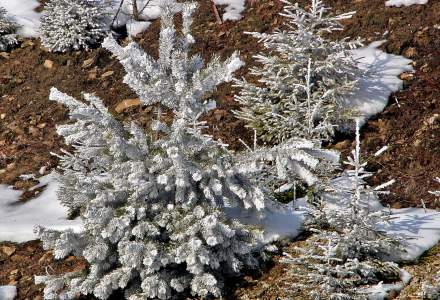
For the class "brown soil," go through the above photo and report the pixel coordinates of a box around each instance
[0,241,87,300]
[323,0,440,210]
[1,0,439,299]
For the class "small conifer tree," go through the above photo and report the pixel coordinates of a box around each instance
[35,3,273,299]
[234,0,365,144]
[281,120,405,298]
[0,7,20,51]
[40,0,109,52]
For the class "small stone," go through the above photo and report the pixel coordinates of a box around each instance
[391,202,402,209]
[399,72,414,81]
[115,98,141,113]
[43,60,54,69]
[37,123,47,129]
[10,269,20,277]
[0,113,6,119]
[88,69,98,80]
[334,139,351,151]
[65,255,77,262]
[0,52,10,59]
[38,251,53,265]
[101,70,114,78]
[1,245,16,256]
[403,47,417,58]
[21,40,34,48]
[82,58,95,68]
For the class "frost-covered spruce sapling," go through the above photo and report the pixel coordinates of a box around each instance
[40,0,109,52]
[36,3,273,300]
[234,0,366,144]
[317,119,402,260]
[280,120,406,299]
[0,7,20,51]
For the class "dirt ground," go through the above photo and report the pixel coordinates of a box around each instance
[0,0,439,299]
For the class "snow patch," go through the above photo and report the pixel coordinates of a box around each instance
[2,0,41,37]
[126,20,151,37]
[385,0,428,7]
[383,208,440,261]
[345,41,413,127]
[213,0,246,21]
[0,172,82,243]
[0,285,17,300]
[225,198,308,243]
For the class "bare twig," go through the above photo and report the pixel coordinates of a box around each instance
[111,0,126,28]
[132,0,140,21]
[210,0,223,24]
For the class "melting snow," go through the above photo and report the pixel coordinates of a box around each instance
[345,41,413,128]
[2,0,41,37]
[126,20,152,38]
[213,0,246,21]
[0,286,17,300]
[385,0,428,7]
[225,198,307,244]
[0,172,82,243]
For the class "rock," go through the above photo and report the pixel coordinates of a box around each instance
[37,123,47,129]
[391,202,402,209]
[101,70,114,78]
[38,251,53,265]
[9,269,21,280]
[82,57,95,68]
[1,245,16,256]
[88,67,98,80]
[0,52,10,59]
[21,40,34,48]
[334,139,351,151]
[0,113,6,119]
[43,60,54,69]
[115,98,142,113]
[403,47,417,58]
[399,72,414,81]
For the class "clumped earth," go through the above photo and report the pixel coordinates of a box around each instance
[0,0,439,299]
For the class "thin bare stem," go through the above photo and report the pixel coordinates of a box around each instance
[210,0,223,24]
